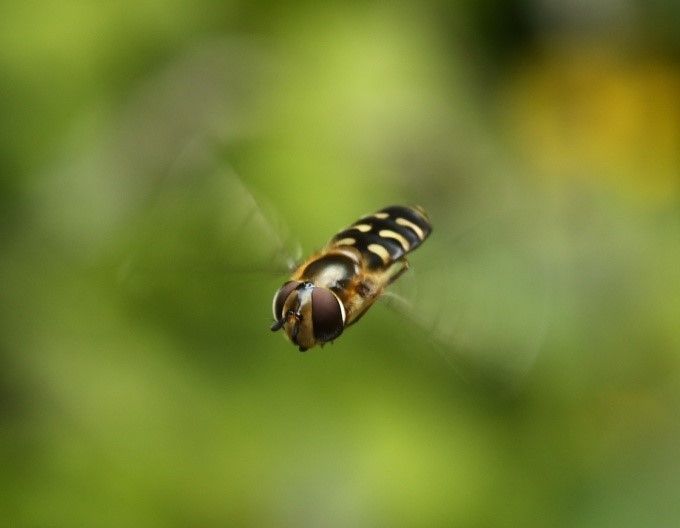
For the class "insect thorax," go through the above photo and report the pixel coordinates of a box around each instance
[296,251,360,290]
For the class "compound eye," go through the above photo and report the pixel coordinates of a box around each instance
[311,288,345,342]
[272,281,301,321]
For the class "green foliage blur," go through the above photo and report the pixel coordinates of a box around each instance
[1,1,679,526]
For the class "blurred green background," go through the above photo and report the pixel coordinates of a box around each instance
[1,1,679,527]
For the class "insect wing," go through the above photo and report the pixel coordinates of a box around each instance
[387,208,553,382]
[102,40,301,340]
[121,160,298,281]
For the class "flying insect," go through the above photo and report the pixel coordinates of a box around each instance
[271,205,432,351]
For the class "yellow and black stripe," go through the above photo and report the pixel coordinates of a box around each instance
[330,205,432,269]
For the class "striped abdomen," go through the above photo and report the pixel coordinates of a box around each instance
[330,205,432,269]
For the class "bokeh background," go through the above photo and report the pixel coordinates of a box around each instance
[2,1,679,526]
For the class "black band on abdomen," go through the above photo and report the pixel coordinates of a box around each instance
[330,205,432,269]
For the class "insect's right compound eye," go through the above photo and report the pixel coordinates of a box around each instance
[310,287,345,343]
[272,281,302,322]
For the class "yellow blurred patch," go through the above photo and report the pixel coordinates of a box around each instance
[503,42,680,206]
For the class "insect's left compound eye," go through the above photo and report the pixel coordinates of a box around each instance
[311,287,346,343]
[272,281,301,322]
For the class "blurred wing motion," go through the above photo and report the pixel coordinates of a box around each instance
[119,155,298,282]
[385,208,553,383]
[104,39,303,332]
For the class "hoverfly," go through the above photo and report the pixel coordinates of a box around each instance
[122,159,550,377]
[112,41,551,377]
[270,206,432,351]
